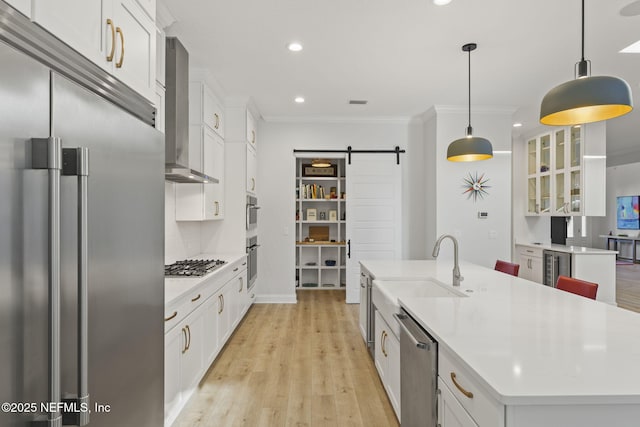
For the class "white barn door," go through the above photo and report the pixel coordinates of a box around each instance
[345,154,402,303]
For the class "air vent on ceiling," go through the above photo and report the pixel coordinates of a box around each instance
[349,100,368,105]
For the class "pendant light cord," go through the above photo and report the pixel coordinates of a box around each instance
[581,0,585,62]
[468,47,471,129]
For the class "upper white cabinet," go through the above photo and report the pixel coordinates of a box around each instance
[175,127,225,221]
[189,81,225,138]
[32,0,106,67]
[32,0,156,102]
[246,146,257,195]
[246,110,257,149]
[5,0,31,18]
[525,122,605,216]
[176,76,226,221]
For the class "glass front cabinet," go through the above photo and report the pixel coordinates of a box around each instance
[525,122,605,217]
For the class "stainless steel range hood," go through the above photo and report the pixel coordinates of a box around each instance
[165,37,217,184]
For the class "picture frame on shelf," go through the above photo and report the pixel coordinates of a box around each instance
[302,164,337,177]
[329,210,337,221]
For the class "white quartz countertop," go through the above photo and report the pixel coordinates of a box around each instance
[365,259,640,405]
[165,253,246,306]
[515,242,617,255]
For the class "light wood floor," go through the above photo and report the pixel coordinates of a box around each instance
[616,263,640,313]
[174,290,399,427]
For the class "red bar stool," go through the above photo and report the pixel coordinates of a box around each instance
[556,275,598,300]
[494,260,520,277]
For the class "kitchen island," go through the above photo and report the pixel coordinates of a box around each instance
[362,259,640,427]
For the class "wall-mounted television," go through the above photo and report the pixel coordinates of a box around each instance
[617,196,640,230]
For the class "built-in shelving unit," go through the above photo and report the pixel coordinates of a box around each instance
[295,157,346,290]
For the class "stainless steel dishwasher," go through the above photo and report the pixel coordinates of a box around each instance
[394,309,438,427]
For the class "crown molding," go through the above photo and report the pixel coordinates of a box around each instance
[261,115,420,124]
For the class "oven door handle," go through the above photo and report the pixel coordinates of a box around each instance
[248,205,261,210]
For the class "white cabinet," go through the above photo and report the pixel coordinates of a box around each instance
[359,271,369,341]
[165,258,249,426]
[154,81,165,133]
[175,127,225,221]
[164,320,183,418]
[110,0,156,101]
[438,349,504,427]
[179,305,205,392]
[32,0,156,102]
[5,0,31,17]
[246,144,257,195]
[189,80,225,139]
[246,109,257,149]
[374,310,401,420]
[525,122,605,216]
[216,280,234,347]
[32,0,106,67]
[439,378,478,427]
[517,245,543,284]
[202,294,219,367]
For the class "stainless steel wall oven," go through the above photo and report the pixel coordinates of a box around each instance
[246,236,259,289]
[246,195,260,230]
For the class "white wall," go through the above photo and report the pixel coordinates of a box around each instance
[257,119,425,301]
[164,182,202,263]
[425,106,514,267]
[592,162,640,254]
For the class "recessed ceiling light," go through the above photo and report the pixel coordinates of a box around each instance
[287,42,303,52]
[620,39,640,53]
[294,96,305,103]
[433,0,452,5]
[513,123,523,128]
[348,100,368,105]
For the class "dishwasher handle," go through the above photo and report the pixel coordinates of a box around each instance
[393,313,429,350]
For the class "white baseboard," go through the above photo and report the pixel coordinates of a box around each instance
[254,294,297,304]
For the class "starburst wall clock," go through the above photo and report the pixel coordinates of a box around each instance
[462,172,490,202]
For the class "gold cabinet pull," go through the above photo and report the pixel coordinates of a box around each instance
[251,129,255,144]
[218,295,223,314]
[185,325,191,351]
[450,372,474,399]
[214,113,220,129]
[191,294,201,302]
[251,178,255,191]
[214,201,219,216]
[181,327,188,354]
[222,295,225,312]
[164,311,177,322]
[106,19,116,61]
[115,27,124,68]
[238,277,243,293]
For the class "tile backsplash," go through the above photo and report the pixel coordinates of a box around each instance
[164,182,201,264]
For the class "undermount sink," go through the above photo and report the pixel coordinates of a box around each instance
[372,279,466,338]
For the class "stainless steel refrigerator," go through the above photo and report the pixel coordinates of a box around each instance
[0,4,164,427]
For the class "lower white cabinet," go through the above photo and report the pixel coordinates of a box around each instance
[358,271,369,342]
[517,246,543,283]
[164,258,250,426]
[179,305,205,392]
[438,349,504,427]
[374,310,401,420]
[439,378,478,427]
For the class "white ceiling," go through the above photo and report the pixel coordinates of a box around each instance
[161,0,640,158]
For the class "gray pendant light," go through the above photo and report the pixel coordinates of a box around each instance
[447,43,493,162]
[540,0,633,125]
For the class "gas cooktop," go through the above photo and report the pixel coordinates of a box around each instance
[164,259,226,278]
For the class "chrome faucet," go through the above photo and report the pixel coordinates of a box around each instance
[432,234,463,287]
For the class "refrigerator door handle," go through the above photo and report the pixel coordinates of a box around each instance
[62,147,90,426]
[31,138,64,427]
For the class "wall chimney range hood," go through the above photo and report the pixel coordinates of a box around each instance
[165,37,217,184]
